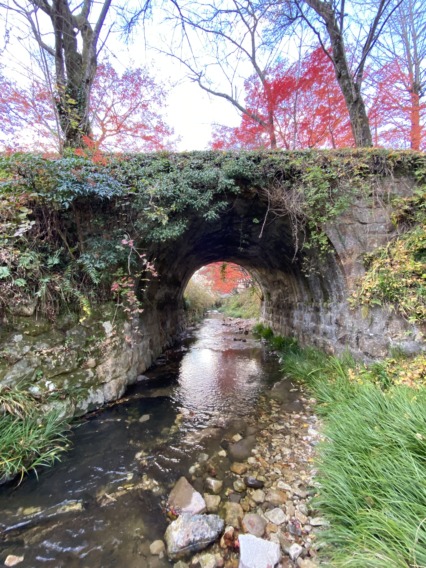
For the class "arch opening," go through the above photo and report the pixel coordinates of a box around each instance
[183,262,263,320]
[141,192,349,356]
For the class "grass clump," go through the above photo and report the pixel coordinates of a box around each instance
[0,385,70,483]
[259,325,426,567]
[219,287,261,319]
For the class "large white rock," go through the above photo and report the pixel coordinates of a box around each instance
[238,534,281,568]
[167,476,206,515]
[165,513,224,560]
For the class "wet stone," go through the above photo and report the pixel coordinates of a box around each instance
[228,436,257,461]
[150,540,166,556]
[233,479,246,493]
[165,513,224,560]
[204,494,221,513]
[241,513,267,537]
[230,462,248,475]
[4,556,24,567]
[168,477,206,515]
[205,477,223,495]
[244,476,264,489]
[198,552,217,568]
[251,489,265,504]
[224,502,243,527]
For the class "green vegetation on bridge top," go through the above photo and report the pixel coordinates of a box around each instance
[0,149,425,322]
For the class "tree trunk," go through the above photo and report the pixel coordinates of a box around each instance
[339,80,373,147]
[302,0,374,147]
[410,88,421,150]
[27,0,111,150]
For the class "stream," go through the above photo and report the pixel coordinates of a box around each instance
[0,313,317,568]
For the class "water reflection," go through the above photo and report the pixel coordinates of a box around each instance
[0,314,284,567]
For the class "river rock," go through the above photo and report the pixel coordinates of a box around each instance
[297,559,318,568]
[198,552,217,568]
[251,489,265,504]
[310,517,329,527]
[241,513,267,537]
[228,436,256,461]
[264,508,286,525]
[167,477,206,515]
[230,462,248,475]
[265,489,287,506]
[204,494,221,513]
[205,477,223,495]
[4,556,24,567]
[165,513,224,560]
[150,540,165,555]
[224,502,244,527]
[233,479,246,493]
[288,543,304,561]
[244,476,264,489]
[238,534,281,568]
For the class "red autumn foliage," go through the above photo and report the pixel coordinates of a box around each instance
[369,58,425,151]
[212,47,354,150]
[198,262,253,294]
[0,62,175,153]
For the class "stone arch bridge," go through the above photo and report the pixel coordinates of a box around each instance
[0,150,424,412]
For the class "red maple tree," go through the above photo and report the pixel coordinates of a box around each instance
[212,47,354,150]
[369,58,425,150]
[0,62,175,153]
[197,262,253,294]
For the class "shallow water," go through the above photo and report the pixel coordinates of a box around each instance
[0,314,298,567]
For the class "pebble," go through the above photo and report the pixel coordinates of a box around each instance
[251,489,265,504]
[288,543,304,561]
[310,517,329,526]
[241,513,267,537]
[265,489,287,506]
[233,479,246,493]
[264,507,286,525]
[295,510,308,524]
[139,414,151,423]
[150,540,165,556]
[224,502,244,527]
[4,557,24,567]
[232,434,243,442]
[297,558,318,568]
[230,462,248,475]
[204,493,221,513]
[198,552,217,568]
[243,476,264,489]
[205,477,223,495]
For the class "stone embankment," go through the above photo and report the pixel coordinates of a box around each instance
[150,387,323,567]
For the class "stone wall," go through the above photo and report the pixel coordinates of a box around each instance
[0,303,182,416]
[261,179,423,358]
